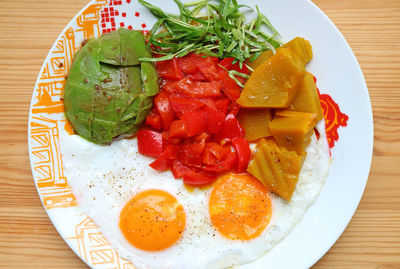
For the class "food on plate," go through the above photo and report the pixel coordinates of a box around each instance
[280,37,313,65]
[237,48,305,108]
[247,138,305,201]
[236,108,272,141]
[64,28,159,144]
[59,0,331,268]
[269,110,318,154]
[288,71,324,121]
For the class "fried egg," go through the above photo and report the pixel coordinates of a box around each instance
[60,120,330,269]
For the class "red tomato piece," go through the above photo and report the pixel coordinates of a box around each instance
[166,144,181,159]
[171,160,191,179]
[183,170,217,186]
[168,94,203,117]
[202,151,238,174]
[161,80,178,94]
[214,98,231,114]
[181,109,207,137]
[202,147,218,165]
[169,120,187,138]
[219,57,249,74]
[206,142,230,160]
[180,140,205,168]
[197,57,220,81]
[154,91,173,130]
[218,70,242,100]
[137,129,163,158]
[201,105,225,134]
[176,78,221,98]
[186,72,206,81]
[216,114,245,141]
[149,150,170,171]
[231,137,251,172]
[156,57,183,80]
[181,53,202,75]
[145,107,162,130]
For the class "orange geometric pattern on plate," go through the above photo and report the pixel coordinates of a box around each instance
[320,93,349,148]
[30,116,76,209]
[67,216,134,268]
[30,0,108,209]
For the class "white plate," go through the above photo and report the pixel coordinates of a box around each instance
[28,0,373,268]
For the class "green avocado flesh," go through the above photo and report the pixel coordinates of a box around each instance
[64,28,159,144]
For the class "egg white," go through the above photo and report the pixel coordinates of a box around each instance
[60,120,330,269]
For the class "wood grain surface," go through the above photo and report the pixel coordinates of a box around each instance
[0,0,399,268]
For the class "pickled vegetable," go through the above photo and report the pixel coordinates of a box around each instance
[237,48,305,108]
[280,37,313,66]
[289,72,323,121]
[269,111,317,154]
[245,50,273,70]
[236,109,272,141]
[247,138,304,201]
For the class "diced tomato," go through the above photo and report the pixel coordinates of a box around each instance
[181,109,207,137]
[166,144,181,159]
[197,57,220,81]
[202,151,237,174]
[206,142,230,160]
[218,69,242,100]
[202,147,218,165]
[156,57,183,80]
[229,102,240,116]
[154,91,173,130]
[137,129,163,158]
[149,150,170,171]
[168,94,203,117]
[169,120,187,138]
[183,170,216,186]
[219,57,249,74]
[231,137,251,172]
[145,107,162,130]
[176,78,221,98]
[216,114,245,141]
[181,53,202,75]
[161,80,178,94]
[193,132,210,143]
[215,98,230,114]
[171,160,191,179]
[202,105,225,134]
[187,72,206,81]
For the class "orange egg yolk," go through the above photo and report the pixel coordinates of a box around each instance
[209,174,272,240]
[119,189,186,251]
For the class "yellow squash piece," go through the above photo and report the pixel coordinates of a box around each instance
[269,111,317,154]
[237,48,305,108]
[289,72,323,121]
[237,109,272,141]
[245,50,274,70]
[280,37,313,66]
[247,138,304,201]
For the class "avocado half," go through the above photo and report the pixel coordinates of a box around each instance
[64,28,159,144]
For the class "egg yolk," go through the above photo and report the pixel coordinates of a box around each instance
[209,174,272,240]
[119,189,186,251]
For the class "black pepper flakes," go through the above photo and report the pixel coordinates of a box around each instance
[84,78,89,84]
[104,78,113,83]
[81,39,87,47]
[58,62,63,68]
[107,95,112,101]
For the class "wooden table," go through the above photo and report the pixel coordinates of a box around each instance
[0,0,399,268]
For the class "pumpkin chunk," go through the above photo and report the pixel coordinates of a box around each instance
[237,109,272,141]
[245,50,274,70]
[280,37,313,66]
[247,138,304,201]
[269,111,317,154]
[289,72,323,121]
[237,48,305,108]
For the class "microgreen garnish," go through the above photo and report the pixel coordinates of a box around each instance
[138,0,281,65]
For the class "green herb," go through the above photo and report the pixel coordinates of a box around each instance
[138,0,281,65]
